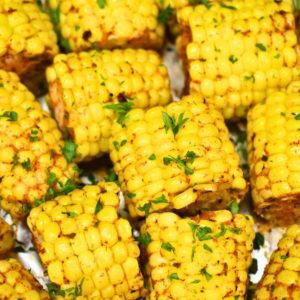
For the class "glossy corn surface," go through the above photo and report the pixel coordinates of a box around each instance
[47,0,164,51]
[46,49,171,161]
[140,210,255,299]
[0,70,78,220]
[177,0,299,119]
[109,94,247,218]
[0,0,58,94]
[254,224,300,300]
[0,218,14,257]
[248,91,300,225]
[27,182,144,299]
[0,258,49,299]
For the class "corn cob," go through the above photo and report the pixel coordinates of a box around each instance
[177,0,299,120]
[247,90,300,225]
[27,182,144,299]
[46,49,172,162]
[109,94,247,218]
[0,258,49,299]
[139,210,255,299]
[0,218,14,257]
[0,0,58,95]
[0,70,78,220]
[47,0,164,52]
[254,224,300,300]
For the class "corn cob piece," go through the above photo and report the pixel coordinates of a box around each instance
[47,0,164,52]
[0,70,78,220]
[0,0,58,95]
[27,182,144,299]
[0,258,49,299]
[139,210,255,299]
[177,0,299,119]
[254,224,300,300]
[109,94,247,218]
[247,90,300,225]
[0,218,14,257]
[46,49,171,162]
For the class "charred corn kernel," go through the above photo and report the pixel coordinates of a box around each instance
[177,0,298,119]
[0,0,58,95]
[254,224,300,300]
[47,0,164,51]
[248,90,300,225]
[27,182,144,299]
[110,95,247,218]
[140,210,255,300]
[0,258,49,299]
[0,218,14,257]
[0,70,78,220]
[46,49,171,161]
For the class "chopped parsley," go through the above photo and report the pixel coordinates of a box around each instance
[152,194,168,204]
[21,159,32,171]
[220,2,236,10]
[203,244,213,253]
[62,211,78,218]
[274,53,280,59]
[161,242,175,252]
[200,268,212,281]
[230,200,239,214]
[137,203,151,216]
[47,172,57,185]
[157,5,174,24]
[127,193,136,199]
[104,102,133,126]
[169,273,179,280]
[189,0,211,9]
[162,112,189,137]
[104,169,119,186]
[249,258,258,274]
[148,154,156,160]
[229,55,238,64]
[94,200,102,214]
[0,111,18,122]
[280,255,288,260]
[137,233,152,245]
[215,223,227,238]
[191,246,196,261]
[253,232,265,250]
[62,140,78,163]
[97,0,106,8]
[49,8,60,25]
[294,113,300,120]
[244,74,255,83]
[163,151,197,175]
[256,43,267,52]
[191,279,201,284]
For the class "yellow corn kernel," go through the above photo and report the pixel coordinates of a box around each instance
[0,218,14,256]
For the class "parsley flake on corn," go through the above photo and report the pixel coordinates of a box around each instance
[46,49,171,162]
[139,210,255,299]
[109,94,247,218]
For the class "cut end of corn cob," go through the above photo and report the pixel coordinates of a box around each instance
[46,49,171,162]
[0,0,58,95]
[248,90,300,225]
[109,94,247,218]
[254,224,300,300]
[177,0,299,119]
[139,210,255,299]
[0,218,14,257]
[0,258,49,299]
[27,182,144,299]
[0,70,78,220]
[48,0,164,52]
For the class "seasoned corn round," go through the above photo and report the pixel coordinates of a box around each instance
[177,0,299,119]
[139,210,255,299]
[47,0,164,51]
[0,218,14,257]
[46,49,171,161]
[0,0,58,95]
[0,258,49,299]
[109,94,247,218]
[254,224,300,300]
[27,182,144,299]
[0,70,78,220]
[248,90,300,225]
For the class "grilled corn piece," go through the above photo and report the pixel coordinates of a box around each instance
[248,90,300,225]
[0,70,78,220]
[47,0,164,51]
[46,49,171,162]
[139,210,255,299]
[177,0,299,119]
[27,182,144,299]
[254,224,300,300]
[0,0,58,95]
[109,94,247,218]
[0,258,49,299]
[0,218,14,257]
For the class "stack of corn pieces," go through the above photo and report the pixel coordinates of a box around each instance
[0,0,300,299]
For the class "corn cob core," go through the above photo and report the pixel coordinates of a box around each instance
[109,94,247,218]
[0,70,78,220]
[247,91,300,225]
[27,182,144,299]
[46,49,171,162]
[0,218,14,257]
[140,210,255,299]
[47,0,164,51]
[254,224,300,300]
[0,0,58,94]
[0,258,49,299]
[177,0,298,119]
